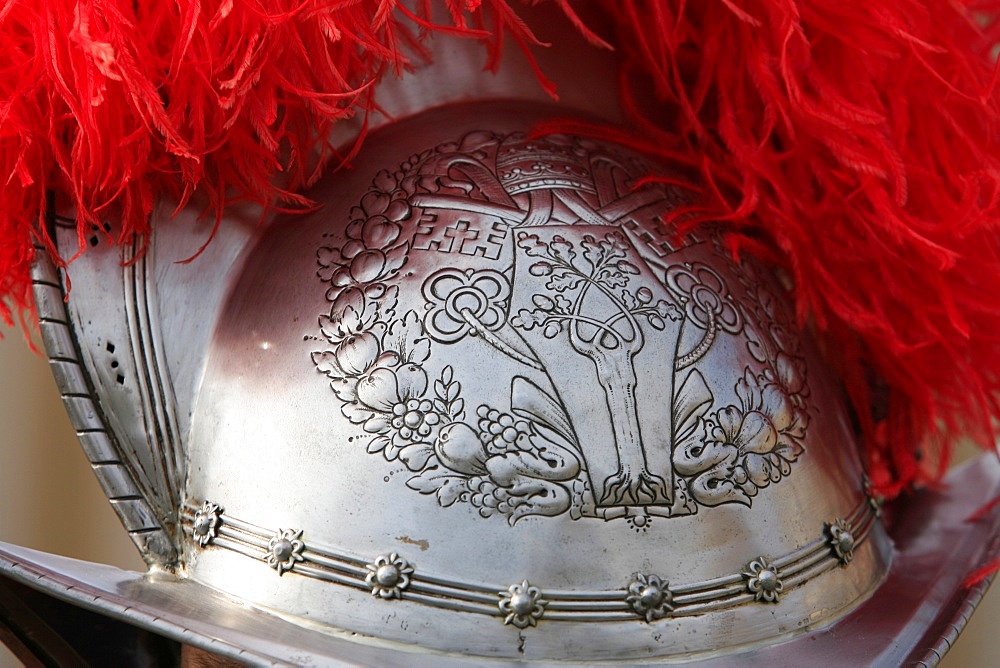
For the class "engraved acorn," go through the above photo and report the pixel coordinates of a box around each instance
[435,422,488,475]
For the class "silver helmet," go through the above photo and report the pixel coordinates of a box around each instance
[2,7,998,666]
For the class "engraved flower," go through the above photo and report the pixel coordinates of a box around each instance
[313,295,398,384]
[626,573,675,622]
[422,268,511,343]
[499,580,546,628]
[743,281,797,367]
[343,364,430,439]
[827,519,856,566]
[319,289,371,343]
[738,373,805,470]
[763,351,807,403]
[391,397,441,440]
[317,298,389,372]
[358,365,428,412]
[709,405,775,461]
[704,369,806,497]
[192,501,222,548]
[666,262,741,333]
[365,553,414,599]
[341,364,441,454]
[266,528,305,575]
[743,557,783,603]
[317,177,411,306]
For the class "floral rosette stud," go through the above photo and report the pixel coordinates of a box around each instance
[626,573,675,622]
[266,528,305,575]
[192,501,222,547]
[826,519,856,566]
[365,553,414,599]
[862,474,884,518]
[743,557,783,603]
[499,580,547,628]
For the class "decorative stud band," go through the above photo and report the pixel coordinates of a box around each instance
[743,557,783,603]
[626,573,674,621]
[827,518,856,566]
[366,553,414,599]
[499,580,546,628]
[182,493,877,624]
[862,474,884,518]
[191,501,222,547]
[266,528,305,575]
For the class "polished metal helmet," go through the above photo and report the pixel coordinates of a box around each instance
[2,10,999,667]
[186,109,885,660]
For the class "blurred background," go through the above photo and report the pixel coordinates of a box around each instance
[0,331,997,666]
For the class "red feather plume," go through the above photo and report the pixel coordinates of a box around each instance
[585,0,1000,493]
[1,0,999,494]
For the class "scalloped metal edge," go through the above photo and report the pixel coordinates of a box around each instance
[30,241,176,566]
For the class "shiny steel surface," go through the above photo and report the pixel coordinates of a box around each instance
[2,457,997,666]
[44,3,623,570]
[179,496,878,621]
[179,101,888,660]
[25,5,995,663]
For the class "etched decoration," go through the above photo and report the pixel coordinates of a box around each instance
[826,519,856,566]
[626,573,675,622]
[181,496,876,620]
[365,553,414,599]
[499,580,546,628]
[311,131,811,526]
[743,557,783,603]
[192,501,222,547]
[266,528,305,575]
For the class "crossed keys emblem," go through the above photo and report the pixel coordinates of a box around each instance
[313,131,806,525]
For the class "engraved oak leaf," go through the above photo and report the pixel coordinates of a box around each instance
[510,309,548,331]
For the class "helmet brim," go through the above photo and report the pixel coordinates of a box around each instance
[1,455,997,666]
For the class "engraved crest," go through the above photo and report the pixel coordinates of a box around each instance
[311,132,810,526]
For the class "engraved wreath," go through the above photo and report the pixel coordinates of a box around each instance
[311,132,810,527]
